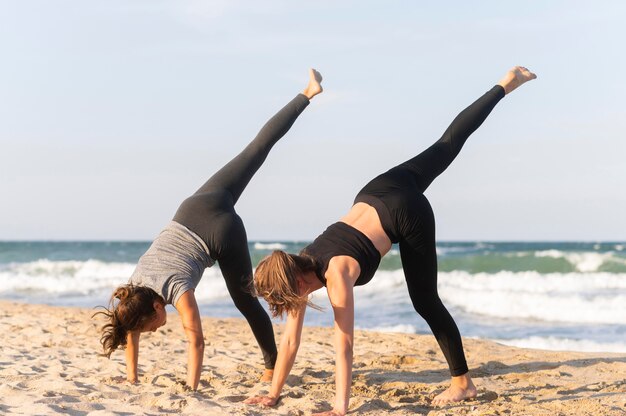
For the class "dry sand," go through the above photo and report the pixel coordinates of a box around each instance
[0,300,624,415]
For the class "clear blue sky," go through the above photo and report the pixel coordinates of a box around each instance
[1,1,624,241]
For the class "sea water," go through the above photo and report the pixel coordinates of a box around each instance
[1,241,625,353]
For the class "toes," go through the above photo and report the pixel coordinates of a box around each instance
[431,398,447,407]
[519,66,537,80]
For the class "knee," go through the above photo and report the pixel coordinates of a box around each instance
[231,292,261,315]
[409,291,443,314]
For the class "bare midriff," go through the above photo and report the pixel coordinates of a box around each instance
[339,202,392,258]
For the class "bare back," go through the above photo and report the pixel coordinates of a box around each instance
[340,202,392,257]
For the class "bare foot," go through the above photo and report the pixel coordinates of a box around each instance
[260,368,273,382]
[303,68,323,99]
[498,66,537,94]
[431,374,477,406]
[244,395,278,407]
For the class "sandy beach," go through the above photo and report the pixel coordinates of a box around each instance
[0,301,624,415]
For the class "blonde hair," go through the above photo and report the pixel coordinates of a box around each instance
[253,250,319,318]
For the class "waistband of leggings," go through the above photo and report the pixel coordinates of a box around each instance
[353,193,399,244]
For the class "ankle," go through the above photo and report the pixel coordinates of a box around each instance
[451,373,473,389]
[302,87,319,100]
[497,76,515,95]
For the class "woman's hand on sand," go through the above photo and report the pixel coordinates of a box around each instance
[498,66,537,94]
[303,68,323,99]
[244,395,279,407]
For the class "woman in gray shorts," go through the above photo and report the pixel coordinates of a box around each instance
[94,69,323,390]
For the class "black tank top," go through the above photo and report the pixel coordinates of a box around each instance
[300,222,381,287]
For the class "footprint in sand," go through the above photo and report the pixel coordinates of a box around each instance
[386,355,419,366]
[220,395,248,402]
[477,389,499,402]
[302,369,333,378]
[149,374,189,389]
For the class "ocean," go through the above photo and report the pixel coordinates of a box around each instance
[1,241,625,353]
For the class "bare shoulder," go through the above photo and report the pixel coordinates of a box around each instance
[325,257,356,310]
[326,256,361,286]
[324,257,359,308]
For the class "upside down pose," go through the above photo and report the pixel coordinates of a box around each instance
[248,67,536,414]
[95,69,323,390]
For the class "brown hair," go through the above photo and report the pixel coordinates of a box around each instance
[92,284,164,358]
[253,250,319,318]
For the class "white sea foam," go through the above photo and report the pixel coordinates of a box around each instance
[359,324,418,334]
[0,259,232,302]
[354,269,626,325]
[533,249,563,258]
[192,267,231,301]
[438,270,626,325]
[436,243,492,256]
[534,250,623,272]
[2,260,625,328]
[253,242,287,250]
[0,259,135,296]
[492,336,626,353]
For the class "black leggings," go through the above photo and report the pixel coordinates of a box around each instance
[355,85,505,376]
[173,94,310,369]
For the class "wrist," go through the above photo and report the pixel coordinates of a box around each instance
[334,402,348,415]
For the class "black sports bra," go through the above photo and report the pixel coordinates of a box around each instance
[300,222,381,286]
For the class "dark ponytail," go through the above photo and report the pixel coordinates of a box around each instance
[93,284,164,358]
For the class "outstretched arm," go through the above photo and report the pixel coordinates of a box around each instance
[245,304,307,406]
[313,273,355,416]
[125,331,140,383]
[176,290,205,390]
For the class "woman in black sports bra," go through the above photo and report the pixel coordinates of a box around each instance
[247,67,537,414]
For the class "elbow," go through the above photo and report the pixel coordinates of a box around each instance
[339,345,353,356]
[336,340,353,357]
[190,338,205,351]
[281,336,300,351]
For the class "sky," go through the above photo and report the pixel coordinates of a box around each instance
[0,1,625,241]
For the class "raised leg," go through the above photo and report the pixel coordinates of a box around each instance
[190,68,323,204]
[193,94,310,204]
[399,85,505,193]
